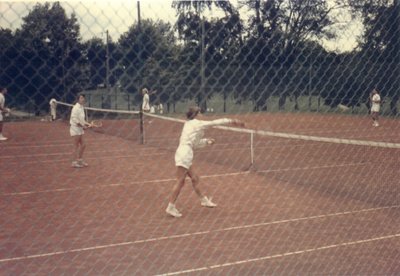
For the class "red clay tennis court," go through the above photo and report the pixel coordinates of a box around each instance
[1,112,399,275]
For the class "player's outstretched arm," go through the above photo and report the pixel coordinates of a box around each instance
[230,119,245,128]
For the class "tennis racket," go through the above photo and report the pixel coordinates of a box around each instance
[89,120,103,128]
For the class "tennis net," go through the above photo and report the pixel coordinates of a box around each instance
[56,101,143,142]
[55,101,400,206]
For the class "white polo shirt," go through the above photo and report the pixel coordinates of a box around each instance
[69,103,87,136]
[371,94,381,112]
[142,93,150,112]
[174,118,233,169]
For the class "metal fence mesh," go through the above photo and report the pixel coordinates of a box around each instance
[1,1,399,275]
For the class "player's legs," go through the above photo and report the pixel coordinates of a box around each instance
[166,166,187,217]
[72,135,83,167]
[72,135,81,159]
[76,135,88,167]
[169,166,187,204]
[187,166,204,199]
[0,121,6,140]
[77,135,86,159]
[371,111,379,126]
[51,108,56,120]
[187,166,217,208]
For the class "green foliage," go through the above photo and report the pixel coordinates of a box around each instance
[0,1,399,116]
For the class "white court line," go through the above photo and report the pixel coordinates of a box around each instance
[1,162,369,196]
[0,205,398,264]
[1,153,167,166]
[0,138,384,162]
[0,148,163,159]
[1,171,249,196]
[158,232,400,275]
[1,139,131,149]
[257,161,370,173]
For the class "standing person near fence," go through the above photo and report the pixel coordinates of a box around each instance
[49,98,57,121]
[70,94,91,168]
[157,100,164,114]
[0,87,10,141]
[166,106,245,218]
[370,89,381,127]
[141,88,157,113]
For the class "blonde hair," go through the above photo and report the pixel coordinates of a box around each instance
[186,106,201,120]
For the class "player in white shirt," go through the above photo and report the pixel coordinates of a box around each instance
[141,88,156,112]
[0,87,10,141]
[49,98,57,121]
[157,101,164,114]
[370,89,381,127]
[166,106,245,218]
[70,94,92,168]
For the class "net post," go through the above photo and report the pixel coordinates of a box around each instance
[251,131,254,165]
[139,110,144,144]
[245,131,256,172]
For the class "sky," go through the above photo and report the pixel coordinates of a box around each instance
[1,0,362,52]
[1,0,176,40]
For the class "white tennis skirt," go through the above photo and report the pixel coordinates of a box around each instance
[371,105,380,113]
[175,145,193,169]
[70,125,84,136]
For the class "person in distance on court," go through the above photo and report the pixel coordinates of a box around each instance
[0,87,10,141]
[156,100,164,114]
[166,106,245,218]
[370,89,381,127]
[70,94,92,168]
[49,98,57,121]
[141,88,157,113]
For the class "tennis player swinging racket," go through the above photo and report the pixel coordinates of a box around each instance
[166,106,245,218]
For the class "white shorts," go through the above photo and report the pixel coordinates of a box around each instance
[371,106,380,113]
[0,113,3,122]
[142,103,150,112]
[175,145,193,169]
[51,108,56,118]
[70,125,84,136]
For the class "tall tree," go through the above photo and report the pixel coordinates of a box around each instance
[11,2,84,111]
[348,0,400,115]
[239,0,343,110]
[118,19,177,105]
[172,0,240,111]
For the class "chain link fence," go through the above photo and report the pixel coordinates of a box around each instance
[1,1,399,117]
[1,1,400,275]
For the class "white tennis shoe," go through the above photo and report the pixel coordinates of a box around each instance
[0,135,8,141]
[71,161,83,168]
[166,203,182,218]
[201,196,217,208]
[78,159,89,167]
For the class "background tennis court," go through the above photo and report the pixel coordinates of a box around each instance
[1,112,399,275]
